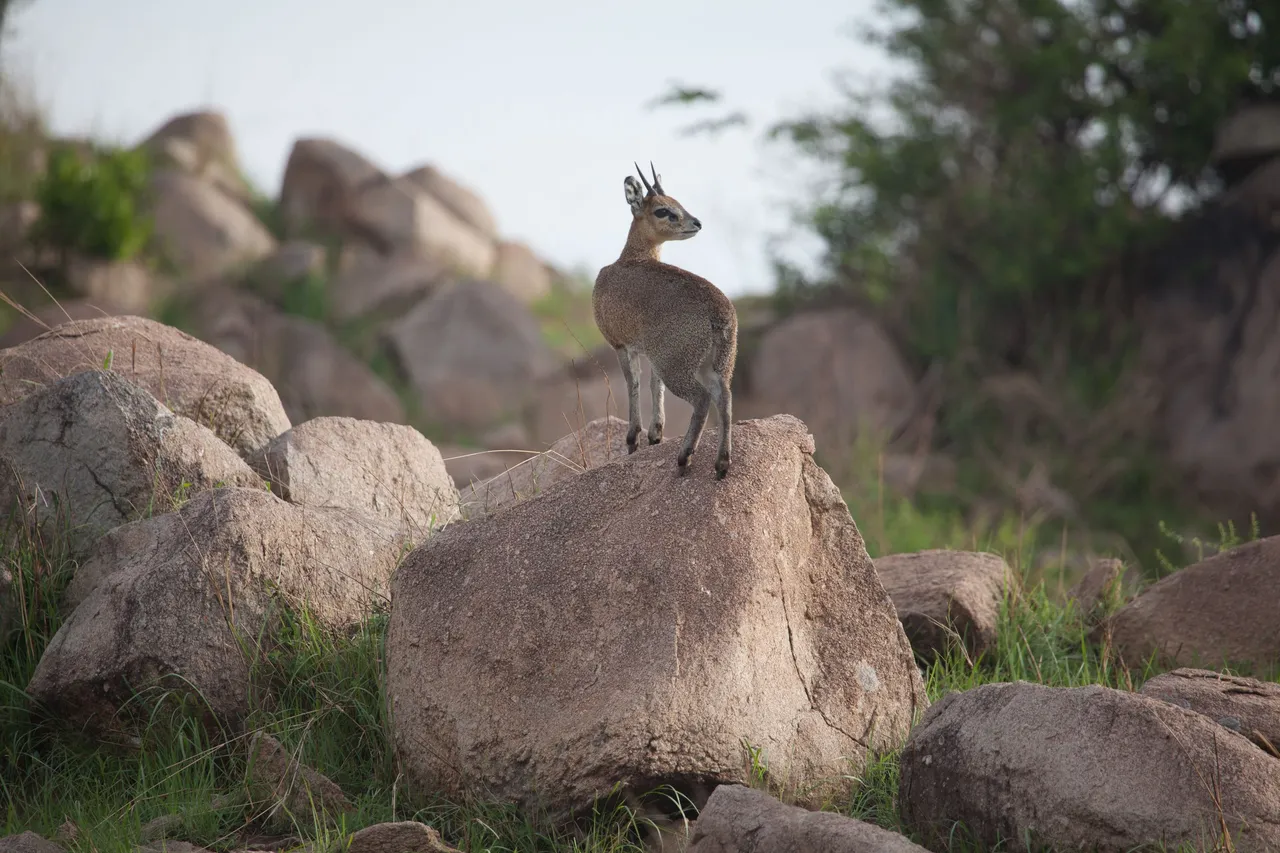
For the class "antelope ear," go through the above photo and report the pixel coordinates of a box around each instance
[623,176,646,215]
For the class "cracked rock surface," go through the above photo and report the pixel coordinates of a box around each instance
[0,370,261,556]
[386,414,926,826]
[0,314,290,457]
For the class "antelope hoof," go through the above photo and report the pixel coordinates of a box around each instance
[715,458,730,479]
[677,452,692,473]
[648,426,663,445]
[626,428,641,454]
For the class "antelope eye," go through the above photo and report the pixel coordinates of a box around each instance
[653,207,672,219]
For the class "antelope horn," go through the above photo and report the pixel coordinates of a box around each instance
[650,161,664,195]
[634,162,654,195]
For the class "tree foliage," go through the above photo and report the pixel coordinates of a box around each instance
[769,0,1280,376]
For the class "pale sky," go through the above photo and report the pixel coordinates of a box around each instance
[4,0,890,296]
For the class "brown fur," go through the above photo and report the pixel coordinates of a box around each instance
[592,168,739,478]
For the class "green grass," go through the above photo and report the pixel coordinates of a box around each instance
[5,479,1275,853]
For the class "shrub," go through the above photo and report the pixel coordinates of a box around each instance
[31,142,152,262]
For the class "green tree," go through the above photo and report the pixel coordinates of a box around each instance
[762,0,1280,375]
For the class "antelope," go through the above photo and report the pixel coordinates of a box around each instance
[592,162,738,479]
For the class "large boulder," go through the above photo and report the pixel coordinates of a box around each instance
[688,784,928,853]
[491,240,551,303]
[346,176,495,278]
[1108,536,1280,673]
[327,248,446,323]
[898,681,1280,852]
[248,416,460,538]
[401,164,498,239]
[148,169,276,283]
[34,487,407,732]
[459,415,628,517]
[191,289,406,426]
[750,309,917,472]
[384,280,560,430]
[387,415,927,825]
[0,371,260,554]
[1140,668,1280,754]
[0,315,291,457]
[140,109,252,205]
[278,138,385,239]
[1137,240,1280,526]
[872,550,1008,662]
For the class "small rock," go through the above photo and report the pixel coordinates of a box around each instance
[1066,556,1128,623]
[898,681,1280,851]
[0,831,63,853]
[1110,536,1280,673]
[50,823,77,847]
[247,732,352,834]
[333,821,459,853]
[688,784,928,852]
[138,813,184,842]
[1140,668,1280,754]
[872,549,1008,662]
